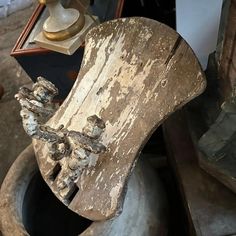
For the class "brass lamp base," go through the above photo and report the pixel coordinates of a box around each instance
[43,13,85,41]
[34,15,98,55]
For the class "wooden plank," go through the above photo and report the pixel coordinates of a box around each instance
[33,17,206,221]
[163,110,236,236]
[218,0,236,99]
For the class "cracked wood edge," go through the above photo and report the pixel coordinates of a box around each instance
[33,17,206,221]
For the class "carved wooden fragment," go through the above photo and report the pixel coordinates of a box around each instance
[32,17,206,221]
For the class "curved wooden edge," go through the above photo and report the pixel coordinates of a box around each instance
[33,17,206,221]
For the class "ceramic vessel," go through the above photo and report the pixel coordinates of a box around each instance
[0,145,168,236]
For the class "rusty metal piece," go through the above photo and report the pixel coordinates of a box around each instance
[15,76,59,139]
[83,115,106,139]
[16,77,106,198]
[28,17,206,220]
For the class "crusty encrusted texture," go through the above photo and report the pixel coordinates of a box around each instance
[15,77,107,199]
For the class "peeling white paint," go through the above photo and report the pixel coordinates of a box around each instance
[95,172,102,183]
[109,182,122,211]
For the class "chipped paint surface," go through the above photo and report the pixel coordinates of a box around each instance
[109,182,122,214]
[33,17,206,221]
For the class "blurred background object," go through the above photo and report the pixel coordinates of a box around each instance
[0,0,33,18]
[176,0,223,69]
[0,0,37,186]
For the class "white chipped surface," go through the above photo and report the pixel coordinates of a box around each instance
[53,31,159,156]
[109,182,122,214]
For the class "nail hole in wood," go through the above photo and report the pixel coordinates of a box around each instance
[68,185,79,203]
[49,163,61,181]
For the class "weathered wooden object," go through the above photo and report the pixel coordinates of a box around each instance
[163,110,236,236]
[19,17,206,221]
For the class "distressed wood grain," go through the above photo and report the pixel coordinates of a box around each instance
[33,17,206,221]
